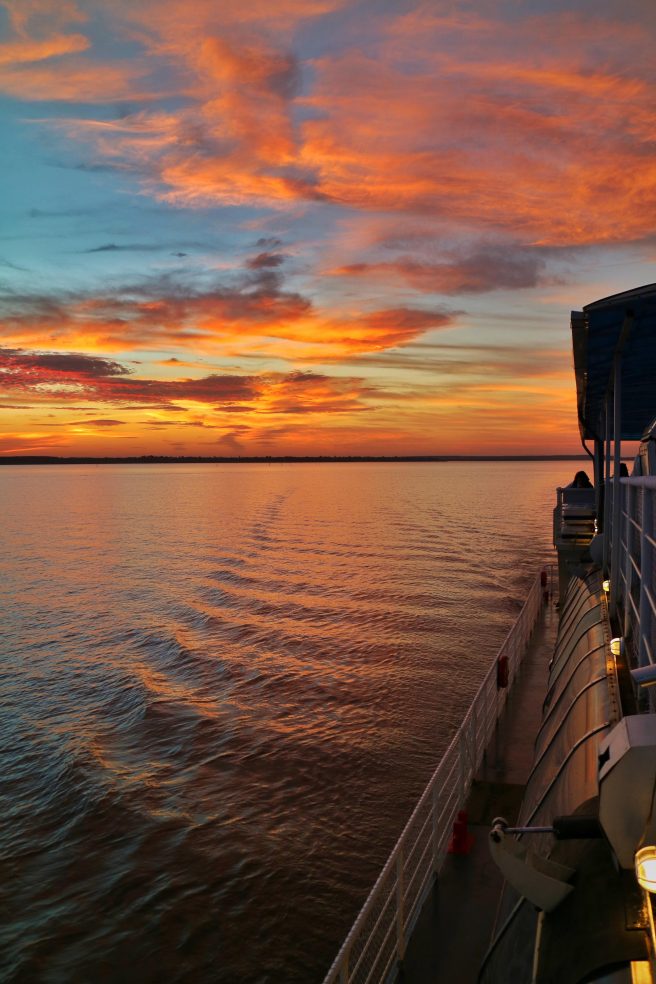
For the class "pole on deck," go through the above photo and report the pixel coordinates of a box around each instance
[603,401,611,576]
[610,356,622,619]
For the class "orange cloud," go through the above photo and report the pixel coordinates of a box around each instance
[0,33,89,65]
[0,339,580,457]
[0,257,456,358]
[116,0,345,38]
[1,0,87,36]
[0,346,376,417]
[0,57,157,102]
[299,44,656,245]
[1,1,637,458]
[0,430,69,454]
[22,4,654,245]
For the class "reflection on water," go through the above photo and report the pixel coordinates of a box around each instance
[1,461,562,982]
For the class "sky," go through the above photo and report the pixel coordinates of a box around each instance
[1,0,656,457]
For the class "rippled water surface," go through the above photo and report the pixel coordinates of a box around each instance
[2,461,567,982]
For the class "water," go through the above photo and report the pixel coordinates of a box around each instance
[1,460,566,983]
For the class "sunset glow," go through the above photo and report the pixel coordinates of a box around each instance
[2,0,655,456]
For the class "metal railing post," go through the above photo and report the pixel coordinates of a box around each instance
[610,354,622,618]
[396,850,405,961]
[483,680,496,748]
[639,486,654,667]
[432,781,440,871]
[603,402,611,574]
[647,488,655,666]
[623,481,633,638]
[339,951,349,984]
[458,729,467,803]
[472,701,479,769]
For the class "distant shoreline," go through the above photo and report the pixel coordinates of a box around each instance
[0,454,590,465]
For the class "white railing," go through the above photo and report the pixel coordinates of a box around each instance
[552,486,596,546]
[612,476,656,669]
[323,570,547,984]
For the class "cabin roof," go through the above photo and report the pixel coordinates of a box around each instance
[571,283,656,442]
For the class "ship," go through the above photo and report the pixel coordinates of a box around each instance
[323,283,656,983]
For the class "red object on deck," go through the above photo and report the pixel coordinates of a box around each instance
[449,810,474,855]
[540,569,548,588]
[497,654,509,689]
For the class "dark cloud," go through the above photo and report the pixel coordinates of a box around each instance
[84,243,200,255]
[73,418,125,426]
[449,247,550,292]
[267,52,301,99]
[112,403,189,411]
[255,237,283,250]
[334,245,551,294]
[215,425,251,453]
[52,404,126,410]
[71,161,134,174]
[0,348,130,379]
[86,243,124,252]
[0,257,29,272]
[42,417,126,427]
[246,251,285,269]
[27,205,116,219]
[346,350,567,378]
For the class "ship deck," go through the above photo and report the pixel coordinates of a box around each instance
[401,601,558,983]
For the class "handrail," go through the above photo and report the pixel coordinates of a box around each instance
[322,569,547,984]
[609,477,656,675]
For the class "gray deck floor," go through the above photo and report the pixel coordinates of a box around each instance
[400,601,558,984]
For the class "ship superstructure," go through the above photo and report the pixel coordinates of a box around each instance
[479,285,656,983]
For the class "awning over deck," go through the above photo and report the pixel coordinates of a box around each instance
[571,283,656,442]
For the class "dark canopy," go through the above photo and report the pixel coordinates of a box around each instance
[571,284,656,442]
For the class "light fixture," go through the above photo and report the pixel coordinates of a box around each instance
[610,637,624,657]
[602,579,611,593]
[635,846,656,892]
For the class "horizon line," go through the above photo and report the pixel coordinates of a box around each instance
[0,454,592,465]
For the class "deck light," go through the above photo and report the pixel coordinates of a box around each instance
[635,847,656,893]
[610,637,624,657]
[602,579,610,593]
